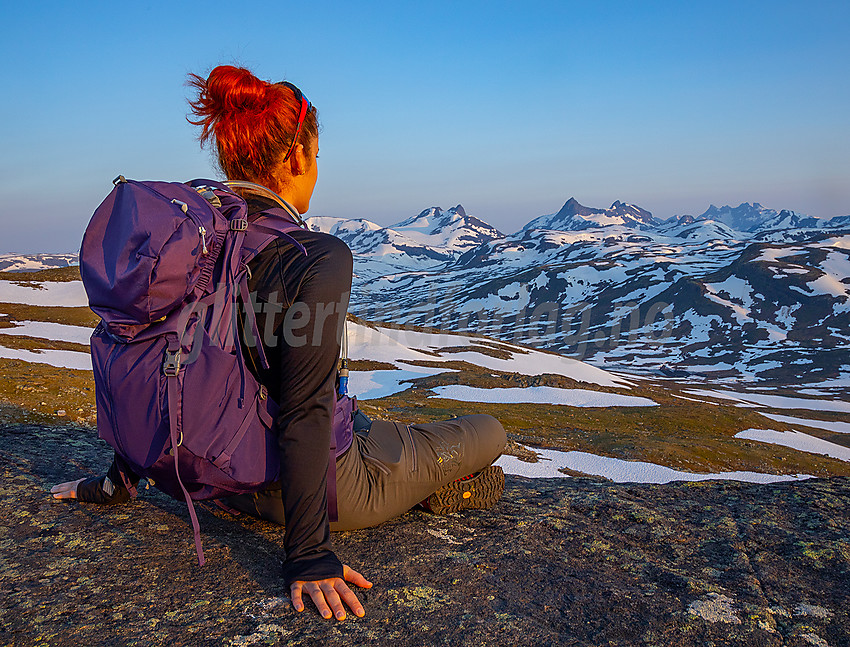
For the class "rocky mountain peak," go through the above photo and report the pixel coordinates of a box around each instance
[698,202,779,232]
[554,197,597,219]
[524,198,657,232]
[396,205,470,232]
[609,200,655,225]
[450,204,467,219]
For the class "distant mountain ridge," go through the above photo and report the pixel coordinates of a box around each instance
[0,253,78,273]
[307,197,850,384]
[8,195,849,384]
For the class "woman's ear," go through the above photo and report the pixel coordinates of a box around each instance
[288,143,308,176]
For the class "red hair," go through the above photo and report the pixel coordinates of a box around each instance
[187,65,318,188]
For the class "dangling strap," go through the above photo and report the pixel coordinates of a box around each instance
[238,277,269,370]
[164,335,205,567]
[232,313,248,408]
[194,228,227,296]
[222,229,249,407]
[327,428,338,523]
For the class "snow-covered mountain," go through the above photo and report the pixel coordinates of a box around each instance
[696,203,781,232]
[390,205,504,249]
[686,202,833,235]
[306,205,503,281]
[523,198,657,232]
[0,253,78,272]
[309,198,850,385]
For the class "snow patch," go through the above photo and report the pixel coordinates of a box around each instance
[735,429,850,461]
[0,320,94,345]
[350,366,450,400]
[430,385,656,407]
[370,324,632,388]
[755,247,805,263]
[759,413,850,434]
[347,322,445,365]
[704,276,754,326]
[0,280,89,307]
[0,346,92,371]
[685,389,850,413]
[496,445,812,483]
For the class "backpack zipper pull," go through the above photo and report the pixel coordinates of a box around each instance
[199,226,208,254]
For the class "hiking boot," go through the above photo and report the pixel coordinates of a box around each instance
[421,465,505,514]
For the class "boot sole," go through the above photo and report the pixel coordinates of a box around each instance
[425,465,505,515]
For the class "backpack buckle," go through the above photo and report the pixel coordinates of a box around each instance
[194,186,222,208]
[229,218,248,231]
[162,348,181,376]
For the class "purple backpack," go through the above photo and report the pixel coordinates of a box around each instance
[80,177,354,565]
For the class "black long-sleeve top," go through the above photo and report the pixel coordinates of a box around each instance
[243,195,353,586]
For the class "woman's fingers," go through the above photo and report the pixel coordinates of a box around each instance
[342,564,373,588]
[290,582,305,612]
[335,580,366,618]
[50,478,85,499]
[319,581,346,620]
[308,582,335,620]
[291,581,334,619]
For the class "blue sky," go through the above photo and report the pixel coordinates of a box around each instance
[1,0,848,253]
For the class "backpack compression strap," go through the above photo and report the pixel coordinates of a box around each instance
[164,334,206,567]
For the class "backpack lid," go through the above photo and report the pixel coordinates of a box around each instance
[81,179,240,340]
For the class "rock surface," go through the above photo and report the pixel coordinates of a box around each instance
[1,419,848,647]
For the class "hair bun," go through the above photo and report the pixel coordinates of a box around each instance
[187,65,282,139]
[204,65,277,116]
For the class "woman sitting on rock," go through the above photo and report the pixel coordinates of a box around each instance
[52,64,506,623]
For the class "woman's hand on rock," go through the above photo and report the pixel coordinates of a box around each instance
[50,478,85,499]
[290,564,372,621]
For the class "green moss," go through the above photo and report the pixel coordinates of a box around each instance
[0,360,96,425]
[347,359,397,371]
[0,334,90,354]
[0,266,81,283]
[796,541,837,566]
[0,302,99,328]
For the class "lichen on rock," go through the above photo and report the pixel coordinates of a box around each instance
[1,418,849,646]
